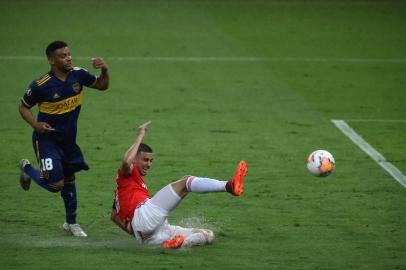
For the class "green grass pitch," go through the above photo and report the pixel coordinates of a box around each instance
[0,1,405,269]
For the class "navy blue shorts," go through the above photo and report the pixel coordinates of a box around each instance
[32,133,89,183]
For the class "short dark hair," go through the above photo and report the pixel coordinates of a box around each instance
[137,143,153,155]
[46,40,68,58]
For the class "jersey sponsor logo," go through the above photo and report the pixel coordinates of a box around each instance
[39,92,83,115]
[52,93,60,99]
[72,82,81,93]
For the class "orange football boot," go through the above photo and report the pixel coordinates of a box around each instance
[231,160,248,196]
[162,234,185,249]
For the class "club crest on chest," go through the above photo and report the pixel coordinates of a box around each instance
[72,82,81,93]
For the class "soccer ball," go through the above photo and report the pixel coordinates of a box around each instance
[306,150,335,177]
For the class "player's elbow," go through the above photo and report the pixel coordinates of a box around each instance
[19,101,33,119]
[95,81,109,91]
[98,84,108,91]
[110,211,116,222]
[120,160,132,175]
[18,103,23,115]
[18,101,27,114]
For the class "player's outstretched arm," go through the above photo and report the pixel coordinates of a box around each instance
[90,57,109,91]
[120,121,151,176]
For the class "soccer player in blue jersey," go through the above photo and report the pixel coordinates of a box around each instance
[18,41,109,237]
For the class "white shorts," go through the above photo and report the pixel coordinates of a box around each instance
[131,199,196,245]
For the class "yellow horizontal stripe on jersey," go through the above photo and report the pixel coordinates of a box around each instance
[39,92,83,115]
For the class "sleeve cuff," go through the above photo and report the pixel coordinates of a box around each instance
[89,76,98,88]
[21,98,32,108]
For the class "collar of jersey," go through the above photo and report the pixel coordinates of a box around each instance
[49,69,73,83]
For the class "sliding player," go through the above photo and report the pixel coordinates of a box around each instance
[111,121,247,248]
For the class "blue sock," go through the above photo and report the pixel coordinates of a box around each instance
[24,164,58,192]
[61,183,77,224]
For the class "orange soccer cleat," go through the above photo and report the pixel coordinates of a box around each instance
[162,234,185,249]
[231,160,248,196]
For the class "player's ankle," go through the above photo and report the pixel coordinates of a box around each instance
[225,180,233,193]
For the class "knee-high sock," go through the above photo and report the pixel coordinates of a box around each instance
[24,164,58,192]
[61,183,77,224]
[185,177,227,193]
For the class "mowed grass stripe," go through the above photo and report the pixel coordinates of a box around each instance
[1,55,406,63]
[347,119,406,123]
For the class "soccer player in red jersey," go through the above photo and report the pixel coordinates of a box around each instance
[111,121,248,249]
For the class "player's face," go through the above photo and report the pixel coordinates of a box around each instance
[48,47,73,72]
[134,152,154,176]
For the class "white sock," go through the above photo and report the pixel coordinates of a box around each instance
[186,177,227,193]
[182,229,214,248]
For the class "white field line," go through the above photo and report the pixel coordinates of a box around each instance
[346,119,406,123]
[331,119,406,188]
[0,55,406,63]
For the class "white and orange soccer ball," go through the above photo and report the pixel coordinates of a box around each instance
[307,150,335,177]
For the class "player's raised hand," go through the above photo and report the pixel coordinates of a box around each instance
[91,57,108,71]
[138,121,151,137]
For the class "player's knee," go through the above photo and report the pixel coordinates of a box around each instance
[49,180,64,192]
[180,175,192,182]
[64,175,75,185]
[173,175,190,184]
[171,175,193,196]
[179,175,194,192]
[110,211,116,222]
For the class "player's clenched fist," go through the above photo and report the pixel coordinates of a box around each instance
[92,57,108,71]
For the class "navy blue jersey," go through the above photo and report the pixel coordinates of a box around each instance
[21,67,97,141]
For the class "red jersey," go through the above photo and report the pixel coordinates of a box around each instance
[114,165,150,225]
